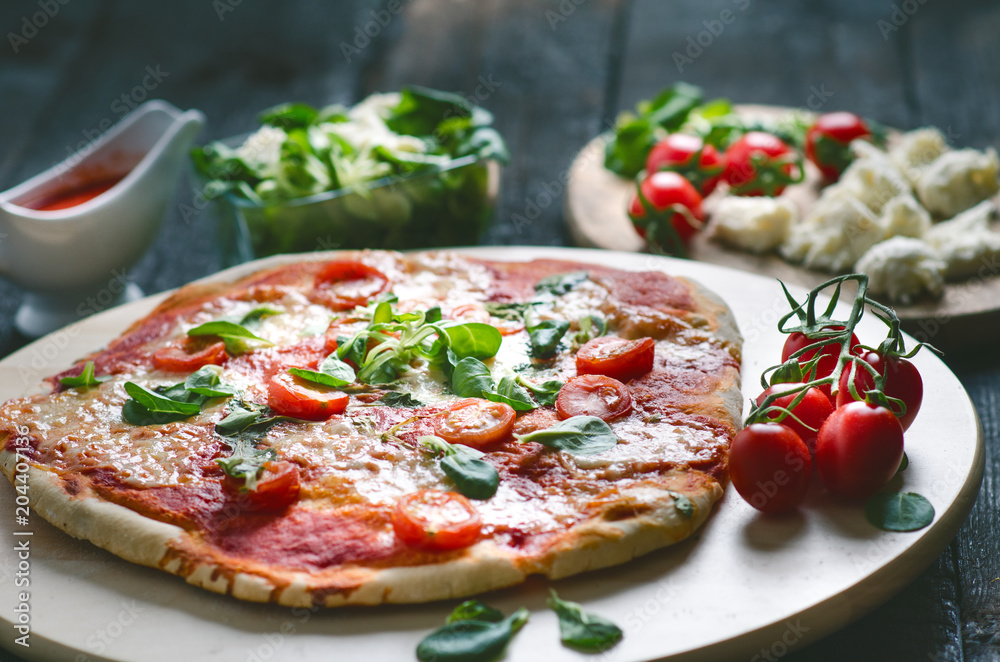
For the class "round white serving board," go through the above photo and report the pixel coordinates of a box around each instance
[0,247,983,662]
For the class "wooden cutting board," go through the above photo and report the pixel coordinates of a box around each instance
[564,106,1000,352]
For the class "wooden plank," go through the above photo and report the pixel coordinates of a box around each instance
[364,0,629,247]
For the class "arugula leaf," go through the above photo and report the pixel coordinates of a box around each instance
[336,334,368,366]
[372,300,394,325]
[516,376,563,407]
[422,435,498,500]
[484,375,535,412]
[416,608,529,662]
[376,392,424,407]
[123,382,202,417]
[572,314,607,347]
[439,322,502,360]
[527,319,570,359]
[484,302,529,322]
[865,492,935,532]
[288,353,356,388]
[187,320,273,354]
[547,590,623,652]
[59,361,107,389]
[184,365,236,398]
[534,271,589,296]
[451,357,494,398]
[515,416,618,455]
[446,600,505,624]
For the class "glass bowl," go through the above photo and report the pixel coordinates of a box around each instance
[210,154,499,266]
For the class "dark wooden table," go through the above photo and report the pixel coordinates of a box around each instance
[0,1,997,660]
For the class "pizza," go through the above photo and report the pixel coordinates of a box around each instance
[0,250,742,607]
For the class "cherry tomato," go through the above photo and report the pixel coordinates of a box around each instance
[434,399,516,449]
[313,261,390,309]
[627,171,705,249]
[267,373,348,420]
[781,327,860,401]
[152,340,228,372]
[392,490,482,551]
[815,401,904,500]
[576,336,655,382]
[555,374,632,421]
[805,112,872,180]
[451,303,524,336]
[729,423,812,513]
[722,131,801,196]
[836,350,923,431]
[755,383,833,454]
[645,134,725,196]
[239,461,300,511]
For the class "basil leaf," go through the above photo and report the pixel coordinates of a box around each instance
[483,302,529,322]
[215,400,292,437]
[157,382,207,406]
[123,382,202,416]
[184,365,236,397]
[288,353,356,388]
[239,306,282,330]
[425,306,443,324]
[188,320,273,354]
[515,376,563,407]
[547,590,623,652]
[59,361,108,389]
[337,334,367,366]
[442,449,499,500]
[447,600,505,624]
[122,400,191,426]
[377,392,424,407]
[865,492,935,532]
[440,323,502,360]
[896,451,909,475]
[515,416,618,455]
[452,357,494,398]
[484,375,535,411]
[668,491,694,518]
[527,320,570,359]
[416,608,529,662]
[534,271,589,296]
[216,444,278,490]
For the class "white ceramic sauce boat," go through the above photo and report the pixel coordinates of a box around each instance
[0,100,205,337]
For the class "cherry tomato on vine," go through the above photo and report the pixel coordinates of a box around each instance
[627,171,705,253]
[153,339,228,372]
[434,399,516,448]
[755,383,833,453]
[313,261,390,310]
[805,112,872,180]
[836,350,923,431]
[781,326,860,401]
[267,373,348,420]
[556,374,633,421]
[729,423,812,513]
[645,134,725,196]
[722,131,802,196]
[392,490,482,551]
[576,336,655,382]
[815,401,904,500]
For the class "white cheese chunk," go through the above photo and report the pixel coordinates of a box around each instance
[839,153,912,214]
[855,237,946,303]
[879,194,931,239]
[922,201,1000,279]
[780,186,882,272]
[709,196,797,253]
[916,147,1000,218]
[923,200,996,248]
[888,128,950,186]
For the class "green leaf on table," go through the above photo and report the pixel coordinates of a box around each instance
[184,365,237,398]
[896,451,909,475]
[527,319,570,359]
[446,600,505,624]
[865,492,935,532]
[416,608,529,662]
[534,271,589,297]
[288,353,356,388]
[547,590,623,652]
[516,376,563,407]
[59,361,108,389]
[515,416,618,456]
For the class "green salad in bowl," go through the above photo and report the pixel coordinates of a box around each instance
[191,87,508,263]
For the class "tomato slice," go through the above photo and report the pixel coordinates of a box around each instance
[152,340,228,372]
[555,374,632,421]
[238,461,301,511]
[434,399,516,449]
[313,261,390,310]
[392,490,482,551]
[267,373,348,420]
[451,303,524,336]
[576,336,655,382]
